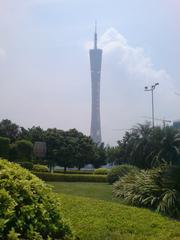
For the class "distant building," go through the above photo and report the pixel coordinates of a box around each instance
[33,142,46,158]
[173,120,180,129]
[89,25,102,144]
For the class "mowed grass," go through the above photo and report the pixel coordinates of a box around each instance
[48,182,114,201]
[48,182,180,240]
[60,194,180,240]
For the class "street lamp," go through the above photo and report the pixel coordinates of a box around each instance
[144,83,159,128]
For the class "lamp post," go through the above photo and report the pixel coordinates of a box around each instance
[144,83,159,128]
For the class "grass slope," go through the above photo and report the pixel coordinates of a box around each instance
[60,194,180,240]
[48,182,180,240]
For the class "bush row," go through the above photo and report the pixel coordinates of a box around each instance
[20,164,110,175]
[34,172,107,182]
[10,162,111,176]
[18,162,49,172]
[94,168,109,175]
[54,169,94,174]
[18,163,110,176]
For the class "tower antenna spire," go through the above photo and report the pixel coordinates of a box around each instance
[94,20,97,49]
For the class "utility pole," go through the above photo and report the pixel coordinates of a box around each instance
[144,83,159,128]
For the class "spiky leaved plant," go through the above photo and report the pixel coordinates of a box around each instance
[107,164,139,184]
[113,165,180,218]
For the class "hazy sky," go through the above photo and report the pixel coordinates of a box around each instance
[0,0,180,145]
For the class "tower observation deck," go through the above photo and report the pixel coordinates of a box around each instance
[89,25,102,143]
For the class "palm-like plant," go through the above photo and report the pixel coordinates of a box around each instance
[113,165,180,218]
[129,123,153,168]
[119,124,180,169]
[154,127,180,165]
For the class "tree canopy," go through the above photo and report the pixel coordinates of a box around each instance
[0,119,105,170]
[107,123,180,168]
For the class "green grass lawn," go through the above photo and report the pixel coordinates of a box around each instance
[48,182,180,240]
[48,182,113,201]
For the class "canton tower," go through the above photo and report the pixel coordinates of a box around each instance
[89,25,102,143]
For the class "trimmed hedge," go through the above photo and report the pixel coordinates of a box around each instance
[0,159,73,239]
[34,172,107,182]
[54,169,94,175]
[33,164,49,172]
[94,168,109,175]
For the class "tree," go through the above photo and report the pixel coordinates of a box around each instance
[9,143,18,161]
[0,119,20,142]
[44,128,64,171]
[153,127,180,166]
[75,138,97,170]
[27,126,45,143]
[106,145,123,166]
[59,143,75,172]
[16,140,33,161]
[93,143,107,168]
[54,131,78,172]
[0,137,10,159]
[116,123,180,169]
[130,123,153,168]
[66,129,100,170]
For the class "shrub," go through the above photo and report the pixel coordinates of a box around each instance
[34,172,107,182]
[0,136,10,159]
[107,164,139,184]
[19,161,33,170]
[33,164,49,172]
[113,165,180,218]
[0,159,73,239]
[94,168,109,175]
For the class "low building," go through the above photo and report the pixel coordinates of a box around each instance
[173,120,180,129]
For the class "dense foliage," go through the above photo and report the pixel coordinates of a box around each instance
[0,159,73,240]
[106,123,180,169]
[107,164,139,184]
[113,165,180,218]
[0,119,20,141]
[0,119,105,170]
[1,119,180,172]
